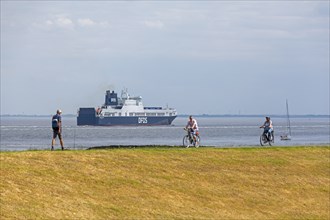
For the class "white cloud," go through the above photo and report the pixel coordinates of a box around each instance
[32,19,54,30]
[78,18,95,27]
[77,18,110,28]
[144,20,164,29]
[55,16,74,29]
[33,16,110,30]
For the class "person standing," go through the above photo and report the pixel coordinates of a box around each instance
[51,109,64,150]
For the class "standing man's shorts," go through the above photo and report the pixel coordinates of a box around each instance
[52,127,62,139]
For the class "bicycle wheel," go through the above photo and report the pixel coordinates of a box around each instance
[260,134,266,146]
[183,135,190,148]
[268,135,273,146]
[194,136,200,148]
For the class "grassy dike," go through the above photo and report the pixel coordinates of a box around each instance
[1,146,329,219]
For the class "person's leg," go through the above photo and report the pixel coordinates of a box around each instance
[267,128,273,140]
[51,138,55,150]
[60,139,64,150]
[269,128,274,141]
[192,129,197,142]
[264,128,270,140]
[51,130,57,150]
[58,133,64,150]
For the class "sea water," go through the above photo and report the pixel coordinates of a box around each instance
[1,116,329,151]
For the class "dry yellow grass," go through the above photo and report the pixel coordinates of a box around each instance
[1,146,329,219]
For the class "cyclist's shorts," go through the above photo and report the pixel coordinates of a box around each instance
[191,129,199,136]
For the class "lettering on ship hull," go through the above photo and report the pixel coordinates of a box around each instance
[138,117,148,124]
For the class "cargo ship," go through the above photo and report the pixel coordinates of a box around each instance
[77,89,177,126]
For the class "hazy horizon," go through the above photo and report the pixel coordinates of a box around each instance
[1,1,329,116]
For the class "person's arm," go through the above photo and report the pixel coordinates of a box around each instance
[192,120,197,129]
[260,121,265,128]
[58,116,62,132]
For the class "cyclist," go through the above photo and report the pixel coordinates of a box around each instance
[260,116,273,140]
[186,115,199,141]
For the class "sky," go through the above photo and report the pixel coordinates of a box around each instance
[1,1,329,115]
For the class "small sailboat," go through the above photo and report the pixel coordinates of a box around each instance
[281,99,292,140]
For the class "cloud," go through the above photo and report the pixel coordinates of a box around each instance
[144,20,164,29]
[35,15,74,30]
[55,16,74,29]
[78,18,96,27]
[77,18,110,28]
[33,16,109,30]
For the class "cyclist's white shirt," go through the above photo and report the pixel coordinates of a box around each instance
[186,119,199,130]
[263,120,273,128]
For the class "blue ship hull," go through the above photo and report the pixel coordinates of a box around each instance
[77,108,176,126]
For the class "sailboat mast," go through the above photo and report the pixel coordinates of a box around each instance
[286,99,292,136]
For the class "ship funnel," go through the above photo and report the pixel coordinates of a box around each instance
[105,90,118,106]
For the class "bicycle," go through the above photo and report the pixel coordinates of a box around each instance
[183,128,200,148]
[260,128,274,146]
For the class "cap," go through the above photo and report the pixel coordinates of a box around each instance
[57,109,62,114]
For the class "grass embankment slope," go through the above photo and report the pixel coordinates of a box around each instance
[1,146,329,219]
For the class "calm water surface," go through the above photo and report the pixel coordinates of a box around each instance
[1,116,329,151]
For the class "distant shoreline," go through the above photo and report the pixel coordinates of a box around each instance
[1,114,329,118]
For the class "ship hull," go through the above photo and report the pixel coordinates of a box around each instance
[77,108,176,126]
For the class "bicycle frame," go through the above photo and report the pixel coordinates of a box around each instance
[183,128,200,148]
[260,129,274,146]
